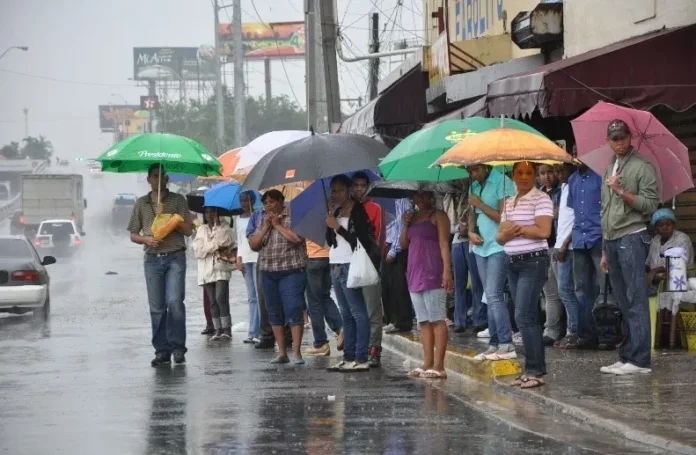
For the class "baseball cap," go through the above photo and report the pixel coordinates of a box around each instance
[607,119,631,139]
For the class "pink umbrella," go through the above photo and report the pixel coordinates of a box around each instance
[571,101,692,202]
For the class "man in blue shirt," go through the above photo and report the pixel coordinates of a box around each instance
[382,198,414,333]
[567,160,614,349]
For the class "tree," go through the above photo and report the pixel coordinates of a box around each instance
[0,141,21,159]
[21,136,54,160]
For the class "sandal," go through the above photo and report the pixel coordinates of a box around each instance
[407,368,425,377]
[520,377,545,389]
[420,369,447,379]
[510,375,528,387]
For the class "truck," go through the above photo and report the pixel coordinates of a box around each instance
[19,174,87,238]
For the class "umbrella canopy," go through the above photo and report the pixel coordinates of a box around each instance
[366,180,458,199]
[434,128,572,167]
[571,101,693,202]
[219,147,242,177]
[235,130,311,172]
[242,133,391,191]
[96,133,221,177]
[203,181,262,215]
[186,193,233,217]
[379,117,544,181]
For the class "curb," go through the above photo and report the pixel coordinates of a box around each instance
[383,333,696,455]
[382,332,521,382]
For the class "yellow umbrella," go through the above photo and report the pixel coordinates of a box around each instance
[433,127,573,167]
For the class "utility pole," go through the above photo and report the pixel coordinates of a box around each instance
[264,58,272,109]
[305,0,317,130]
[232,0,246,146]
[368,13,380,101]
[148,80,157,133]
[22,108,29,138]
[213,0,226,154]
[318,0,342,132]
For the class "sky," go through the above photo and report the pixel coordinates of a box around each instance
[0,0,422,160]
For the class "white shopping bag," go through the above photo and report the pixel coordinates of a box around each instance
[347,239,380,288]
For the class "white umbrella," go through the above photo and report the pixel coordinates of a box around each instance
[235,130,311,172]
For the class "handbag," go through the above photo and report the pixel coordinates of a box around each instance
[347,239,380,288]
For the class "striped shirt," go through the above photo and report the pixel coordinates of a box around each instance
[501,188,553,255]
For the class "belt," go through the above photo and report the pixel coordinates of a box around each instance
[508,250,548,263]
[147,248,185,258]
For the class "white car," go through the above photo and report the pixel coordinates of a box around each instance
[0,235,55,318]
[34,219,84,257]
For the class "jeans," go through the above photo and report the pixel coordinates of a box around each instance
[144,250,187,355]
[508,255,549,376]
[362,281,383,348]
[256,264,274,342]
[204,280,231,329]
[306,258,343,347]
[452,241,486,328]
[556,253,581,334]
[604,232,651,368]
[542,251,564,340]
[572,243,606,342]
[261,269,307,327]
[475,252,512,348]
[331,263,370,363]
[242,262,260,338]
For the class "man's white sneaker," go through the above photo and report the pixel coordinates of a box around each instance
[614,363,652,375]
[477,328,491,338]
[473,346,497,361]
[600,361,624,374]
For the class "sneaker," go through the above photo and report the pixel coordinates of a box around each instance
[600,361,624,374]
[473,346,498,361]
[339,360,370,372]
[336,329,344,351]
[368,346,382,368]
[219,329,232,341]
[477,328,491,338]
[150,352,171,367]
[305,343,330,356]
[512,332,523,345]
[173,352,186,365]
[210,329,223,341]
[243,337,256,344]
[484,347,518,361]
[614,363,652,375]
[201,327,215,335]
[254,338,275,349]
[542,336,556,346]
[327,360,348,372]
[598,343,616,351]
[555,333,579,349]
[454,325,467,334]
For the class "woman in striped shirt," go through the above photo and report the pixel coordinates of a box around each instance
[496,162,553,389]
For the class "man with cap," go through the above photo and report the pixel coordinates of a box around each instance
[599,119,659,375]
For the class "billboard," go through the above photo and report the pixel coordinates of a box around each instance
[98,105,150,133]
[218,22,305,59]
[133,47,216,81]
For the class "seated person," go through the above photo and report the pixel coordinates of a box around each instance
[646,208,694,294]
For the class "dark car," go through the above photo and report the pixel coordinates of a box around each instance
[111,193,137,231]
[0,235,56,319]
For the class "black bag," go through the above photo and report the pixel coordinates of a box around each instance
[593,274,623,337]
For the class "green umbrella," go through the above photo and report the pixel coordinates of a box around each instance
[379,117,543,181]
[96,133,222,177]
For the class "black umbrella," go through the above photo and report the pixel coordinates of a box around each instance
[241,132,391,191]
[366,180,459,199]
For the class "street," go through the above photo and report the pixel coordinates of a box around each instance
[0,176,668,455]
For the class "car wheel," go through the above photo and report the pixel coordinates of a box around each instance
[35,293,50,320]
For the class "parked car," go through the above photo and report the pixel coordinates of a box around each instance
[111,193,137,231]
[34,219,84,257]
[0,235,55,318]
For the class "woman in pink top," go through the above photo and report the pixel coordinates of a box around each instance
[496,162,553,389]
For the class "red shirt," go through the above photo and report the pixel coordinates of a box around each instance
[362,199,383,243]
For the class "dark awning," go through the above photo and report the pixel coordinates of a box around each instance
[487,24,696,118]
[339,67,427,147]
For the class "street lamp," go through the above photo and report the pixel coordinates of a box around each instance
[0,46,28,61]
[110,93,128,105]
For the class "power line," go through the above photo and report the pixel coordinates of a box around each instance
[0,68,135,87]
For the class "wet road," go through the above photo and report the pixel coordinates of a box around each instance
[0,173,663,454]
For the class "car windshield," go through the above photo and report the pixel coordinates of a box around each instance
[0,239,33,259]
[115,196,136,205]
[40,222,75,236]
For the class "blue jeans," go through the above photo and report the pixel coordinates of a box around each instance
[572,243,604,341]
[331,263,369,363]
[452,241,486,328]
[306,258,343,347]
[144,250,187,355]
[604,232,651,368]
[508,254,549,376]
[261,269,306,327]
[557,253,581,334]
[476,252,512,348]
[243,262,260,338]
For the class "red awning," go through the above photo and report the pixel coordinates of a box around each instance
[487,24,696,118]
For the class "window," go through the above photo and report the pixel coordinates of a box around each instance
[40,222,76,236]
[0,239,33,259]
[76,181,83,199]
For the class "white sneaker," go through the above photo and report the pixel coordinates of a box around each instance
[473,346,497,361]
[600,361,624,374]
[614,363,652,375]
[512,333,523,345]
[484,348,518,361]
[477,328,491,338]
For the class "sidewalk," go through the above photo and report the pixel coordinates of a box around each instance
[382,330,696,455]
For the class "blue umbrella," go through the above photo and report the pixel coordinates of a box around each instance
[203,181,261,214]
[290,170,395,246]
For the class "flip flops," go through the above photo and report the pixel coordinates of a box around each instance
[421,369,447,379]
[510,375,545,389]
[407,368,425,377]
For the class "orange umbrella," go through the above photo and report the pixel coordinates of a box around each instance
[433,128,572,167]
[219,147,242,177]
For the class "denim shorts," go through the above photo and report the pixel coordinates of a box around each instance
[410,288,447,323]
[261,269,306,327]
